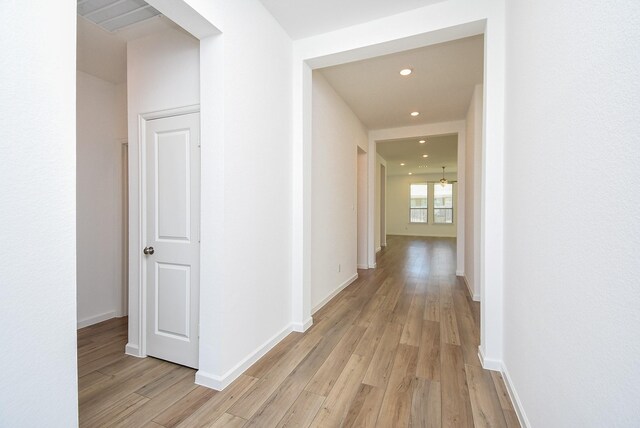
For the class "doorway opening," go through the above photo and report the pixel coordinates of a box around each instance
[357,147,368,269]
[297,18,500,367]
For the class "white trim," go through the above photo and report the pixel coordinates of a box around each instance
[478,346,502,371]
[501,363,531,428]
[125,343,145,358]
[376,246,382,253]
[291,317,313,332]
[357,264,369,269]
[381,243,387,247]
[384,232,457,239]
[140,104,200,121]
[368,263,377,269]
[77,311,119,329]
[462,275,480,301]
[312,273,358,315]
[195,323,293,390]
[456,269,464,276]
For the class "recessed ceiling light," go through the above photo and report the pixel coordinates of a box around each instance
[400,68,412,76]
[400,163,405,166]
[411,112,420,117]
[408,172,413,175]
[419,140,426,144]
[422,154,429,158]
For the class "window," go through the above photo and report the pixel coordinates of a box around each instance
[410,183,428,223]
[434,183,454,224]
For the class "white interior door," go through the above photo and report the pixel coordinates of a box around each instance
[144,112,200,368]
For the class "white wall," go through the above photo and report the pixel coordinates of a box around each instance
[148,0,295,390]
[0,1,79,426]
[77,71,128,328]
[311,71,368,311]
[386,173,458,238]
[464,84,482,299]
[126,27,200,355]
[503,0,640,426]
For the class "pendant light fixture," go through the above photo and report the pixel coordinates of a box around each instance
[440,166,448,187]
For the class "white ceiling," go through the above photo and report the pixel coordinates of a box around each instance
[377,135,458,176]
[318,35,484,130]
[76,14,182,84]
[259,0,444,40]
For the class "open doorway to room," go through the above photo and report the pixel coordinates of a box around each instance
[76,2,206,421]
[379,162,387,251]
[357,147,368,269]
[308,34,484,316]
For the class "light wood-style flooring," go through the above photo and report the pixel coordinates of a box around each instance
[78,236,520,427]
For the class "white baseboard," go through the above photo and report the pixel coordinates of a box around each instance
[312,273,358,315]
[125,343,144,358]
[195,323,293,391]
[292,317,313,332]
[501,362,531,428]
[356,264,368,269]
[462,276,480,301]
[77,310,119,329]
[368,263,377,268]
[477,346,502,371]
[376,246,382,253]
[381,243,387,247]
[456,269,464,276]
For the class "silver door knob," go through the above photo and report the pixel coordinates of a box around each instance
[143,246,154,255]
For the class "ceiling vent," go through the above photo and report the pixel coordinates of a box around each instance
[77,0,162,33]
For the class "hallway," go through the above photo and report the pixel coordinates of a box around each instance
[78,236,519,427]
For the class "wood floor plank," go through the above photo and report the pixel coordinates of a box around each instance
[441,343,474,428]
[135,365,193,399]
[416,320,441,381]
[400,292,425,346]
[465,364,508,428]
[80,360,173,424]
[355,294,386,327]
[245,320,359,428]
[503,410,522,428]
[228,332,322,419]
[424,284,441,322]
[354,310,389,358]
[209,413,248,428]
[152,386,218,428]
[440,288,461,346]
[244,332,303,378]
[305,325,366,396]
[275,391,325,428]
[362,322,403,387]
[375,344,419,428]
[113,372,197,428]
[78,371,110,392]
[453,289,482,367]
[309,354,369,427]
[490,371,517,413]
[175,375,257,428]
[342,383,386,427]
[411,378,441,428]
[82,393,149,428]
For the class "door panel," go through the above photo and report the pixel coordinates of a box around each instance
[155,263,190,339]
[156,130,190,241]
[145,112,200,369]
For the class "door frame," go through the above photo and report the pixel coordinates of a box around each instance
[134,104,200,358]
[292,5,507,370]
